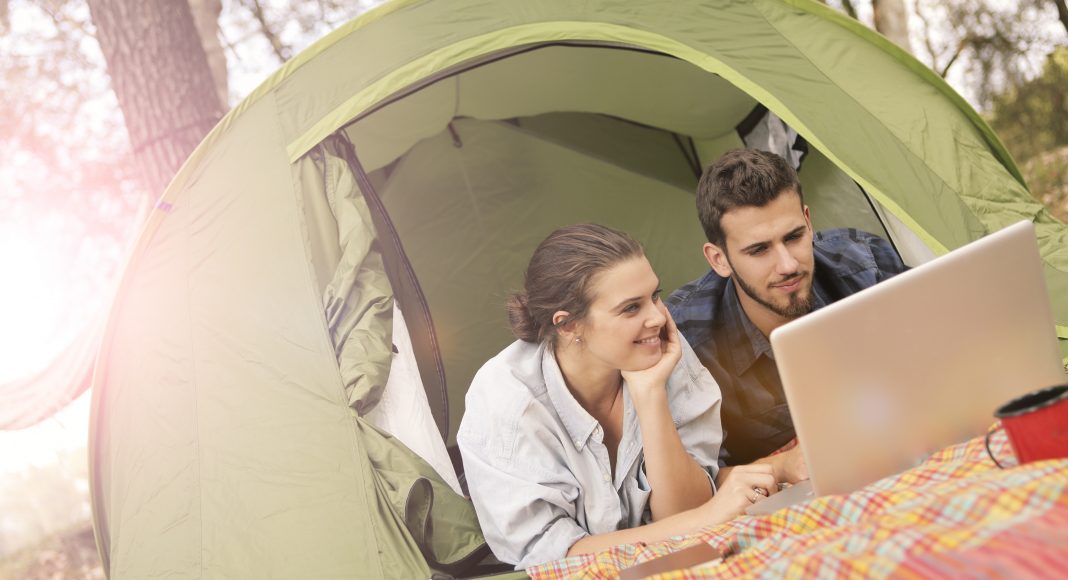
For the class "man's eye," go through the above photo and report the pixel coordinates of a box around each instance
[748,246,768,256]
[786,232,803,242]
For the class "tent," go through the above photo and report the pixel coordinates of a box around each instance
[89,0,1068,577]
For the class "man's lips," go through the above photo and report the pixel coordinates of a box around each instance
[771,273,805,292]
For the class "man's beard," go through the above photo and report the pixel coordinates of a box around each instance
[731,266,813,320]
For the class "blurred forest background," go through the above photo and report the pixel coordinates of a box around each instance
[0,0,1064,577]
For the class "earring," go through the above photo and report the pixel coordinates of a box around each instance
[574,337,582,343]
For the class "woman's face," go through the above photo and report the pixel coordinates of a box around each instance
[571,256,667,373]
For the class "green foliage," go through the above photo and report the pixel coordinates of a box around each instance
[990,47,1068,162]
[988,47,1068,223]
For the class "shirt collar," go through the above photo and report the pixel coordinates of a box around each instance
[721,281,775,375]
[542,345,600,450]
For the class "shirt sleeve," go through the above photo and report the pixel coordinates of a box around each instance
[669,331,725,485]
[458,439,588,569]
[457,371,588,569]
[868,233,910,279]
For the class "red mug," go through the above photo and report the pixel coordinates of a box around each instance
[986,383,1068,468]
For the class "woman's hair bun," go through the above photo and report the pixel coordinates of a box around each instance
[507,293,541,342]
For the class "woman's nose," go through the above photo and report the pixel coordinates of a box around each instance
[647,304,667,327]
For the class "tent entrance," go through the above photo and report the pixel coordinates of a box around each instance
[331,42,921,443]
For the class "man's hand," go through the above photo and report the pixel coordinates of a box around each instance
[700,463,777,524]
[770,446,809,484]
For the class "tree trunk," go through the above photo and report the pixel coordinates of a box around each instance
[87,0,224,197]
[872,0,913,54]
[189,0,228,107]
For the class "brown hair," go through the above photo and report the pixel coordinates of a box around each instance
[508,224,644,344]
[696,149,803,248]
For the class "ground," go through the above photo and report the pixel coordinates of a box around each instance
[0,522,102,580]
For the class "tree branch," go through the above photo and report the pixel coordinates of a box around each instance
[1054,0,1068,35]
[242,0,291,63]
[840,0,859,20]
[912,0,942,73]
[941,37,971,78]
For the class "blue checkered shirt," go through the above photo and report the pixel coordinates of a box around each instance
[667,228,908,465]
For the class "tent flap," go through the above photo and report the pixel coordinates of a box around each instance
[313,147,394,413]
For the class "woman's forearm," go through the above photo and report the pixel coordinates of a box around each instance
[632,389,714,520]
[565,503,706,557]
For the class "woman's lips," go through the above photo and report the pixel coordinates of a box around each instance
[634,336,661,346]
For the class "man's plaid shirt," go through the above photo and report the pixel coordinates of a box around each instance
[666,228,908,465]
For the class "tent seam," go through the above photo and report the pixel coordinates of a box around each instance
[180,149,206,579]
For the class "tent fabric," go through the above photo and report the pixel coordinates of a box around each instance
[310,143,489,576]
[90,1,1068,578]
[153,0,1067,344]
[357,418,489,574]
[315,148,394,414]
[203,0,1064,339]
[366,303,463,495]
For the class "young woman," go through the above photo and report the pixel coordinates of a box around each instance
[457,224,777,569]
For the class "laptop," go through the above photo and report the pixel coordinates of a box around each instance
[746,220,1064,516]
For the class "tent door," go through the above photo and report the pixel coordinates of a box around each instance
[328,132,452,442]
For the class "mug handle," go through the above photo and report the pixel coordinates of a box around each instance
[984,425,1006,470]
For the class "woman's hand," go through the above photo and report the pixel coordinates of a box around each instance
[621,301,682,400]
[699,464,778,524]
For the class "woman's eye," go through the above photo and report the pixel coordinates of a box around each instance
[652,289,662,303]
[622,303,639,313]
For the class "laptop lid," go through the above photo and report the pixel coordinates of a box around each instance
[770,220,1064,496]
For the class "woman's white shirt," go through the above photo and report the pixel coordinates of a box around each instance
[457,331,723,569]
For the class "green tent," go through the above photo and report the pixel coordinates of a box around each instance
[90,0,1068,577]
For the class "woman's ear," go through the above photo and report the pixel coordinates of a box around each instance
[552,310,577,342]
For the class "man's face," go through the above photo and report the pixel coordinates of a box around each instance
[705,189,815,323]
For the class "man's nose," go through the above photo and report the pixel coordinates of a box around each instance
[774,245,800,274]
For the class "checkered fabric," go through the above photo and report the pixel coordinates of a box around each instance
[528,428,1068,579]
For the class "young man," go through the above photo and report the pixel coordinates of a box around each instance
[667,149,907,484]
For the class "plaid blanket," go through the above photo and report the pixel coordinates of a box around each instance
[528,429,1068,578]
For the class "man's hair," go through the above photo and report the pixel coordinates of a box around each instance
[696,149,804,248]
